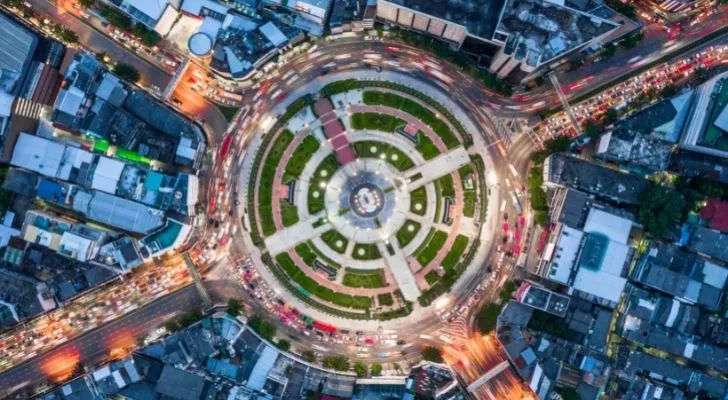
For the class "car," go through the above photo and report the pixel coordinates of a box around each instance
[356,331,364,336]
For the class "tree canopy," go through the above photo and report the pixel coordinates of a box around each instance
[637,184,686,238]
[113,63,140,83]
[421,347,444,363]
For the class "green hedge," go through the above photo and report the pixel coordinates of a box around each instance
[377,293,394,306]
[295,242,317,266]
[352,243,382,260]
[438,174,455,198]
[441,235,468,270]
[343,269,385,288]
[415,230,448,267]
[425,270,440,285]
[417,133,441,160]
[410,187,427,216]
[351,112,404,132]
[259,130,295,236]
[285,135,320,179]
[471,155,488,223]
[308,154,340,215]
[353,141,414,171]
[363,91,460,149]
[275,253,371,309]
[321,229,348,254]
[319,79,472,147]
[281,203,299,227]
[396,220,421,248]
[460,165,477,218]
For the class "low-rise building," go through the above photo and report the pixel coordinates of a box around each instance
[538,206,633,308]
[100,0,181,35]
[687,225,728,265]
[328,0,376,33]
[543,153,648,205]
[261,0,332,36]
[632,242,727,311]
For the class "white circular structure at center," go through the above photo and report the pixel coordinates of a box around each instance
[324,159,410,244]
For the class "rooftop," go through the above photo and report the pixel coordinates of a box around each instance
[633,242,727,311]
[670,149,728,185]
[544,153,648,205]
[0,13,38,94]
[688,225,728,264]
[700,198,728,233]
[596,129,674,173]
[71,189,165,234]
[382,0,507,41]
[496,0,619,67]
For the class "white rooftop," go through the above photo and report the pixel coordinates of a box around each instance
[181,0,230,16]
[583,208,631,244]
[124,0,171,22]
[73,190,164,234]
[91,156,125,194]
[10,133,93,181]
[547,226,583,284]
[259,22,287,47]
[572,242,628,304]
[59,231,97,261]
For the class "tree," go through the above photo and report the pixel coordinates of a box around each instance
[476,304,501,333]
[78,0,95,8]
[392,363,401,371]
[301,350,316,363]
[602,107,619,125]
[164,321,180,332]
[583,119,603,138]
[661,84,679,98]
[59,28,79,44]
[323,355,350,371]
[247,315,277,340]
[603,43,617,57]
[0,0,22,8]
[354,362,368,377]
[99,5,132,30]
[371,363,383,376]
[637,184,686,238]
[420,347,443,363]
[113,63,140,83]
[276,339,290,352]
[227,298,242,316]
[133,24,161,47]
[622,31,644,49]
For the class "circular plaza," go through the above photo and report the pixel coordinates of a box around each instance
[240,76,491,320]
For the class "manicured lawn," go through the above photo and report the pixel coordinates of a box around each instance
[275,252,371,309]
[308,154,340,215]
[410,187,427,216]
[378,293,394,306]
[295,242,317,266]
[396,220,421,248]
[321,229,348,254]
[285,135,320,179]
[281,203,299,227]
[352,243,382,260]
[415,230,448,267]
[343,269,385,288]
[351,112,404,132]
[437,173,455,198]
[425,270,440,285]
[352,141,414,171]
[460,165,477,218]
[259,130,295,236]
[363,91,460,149]
[308,241,343,270]
[416,133,441,160]
[441,235,469,271]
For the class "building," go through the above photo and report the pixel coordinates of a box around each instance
[687,225,728,265]
[700,199,728,233]
[22,211,104,262]
[103,0,181,35]
[0,13,38,95]
[513,281,570,317]
[633,241,727,311]
[39,375,100,400]
[543,153,648,205]
[53,52,205,169]
[377,0,622,79]
[261,0,333,35]
[680,71,728,158]
[615,347,728,399]
[328,0,376,33]
[619,285,728,374]
[670,149,728,185]
[539,207,633,308]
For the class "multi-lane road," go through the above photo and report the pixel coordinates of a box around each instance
[0,285,202,399]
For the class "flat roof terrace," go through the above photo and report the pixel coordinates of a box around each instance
[387,0,507,41]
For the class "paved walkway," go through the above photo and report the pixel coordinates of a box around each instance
[378,241,421,302]
[264,212,330,255]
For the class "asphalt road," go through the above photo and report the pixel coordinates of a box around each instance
[26,0,172,89]
[0,285,202,399]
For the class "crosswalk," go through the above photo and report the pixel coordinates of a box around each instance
[656,0,694,13]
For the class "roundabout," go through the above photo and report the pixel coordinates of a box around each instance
[238,73,496,323]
